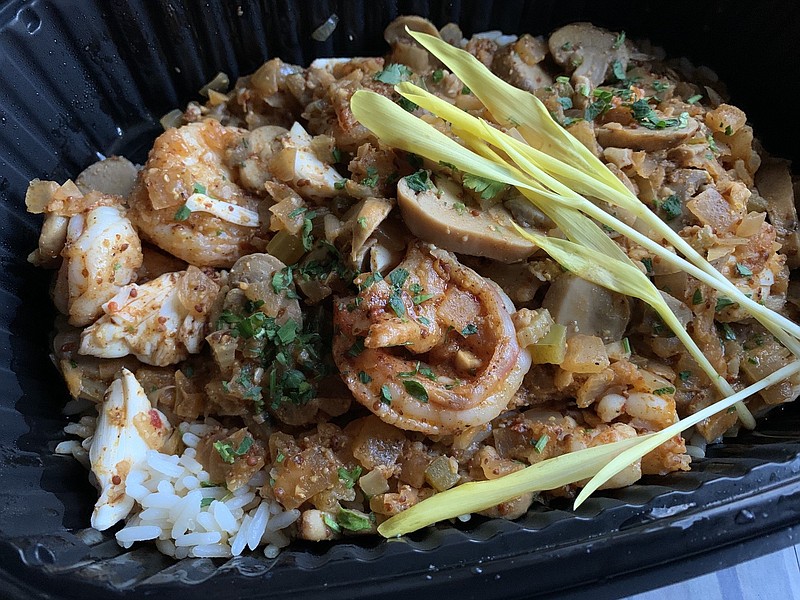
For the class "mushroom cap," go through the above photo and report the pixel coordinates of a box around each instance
[397,174,536,263]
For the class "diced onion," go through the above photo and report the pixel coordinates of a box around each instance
[159,109,184,131]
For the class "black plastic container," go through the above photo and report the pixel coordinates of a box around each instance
[2,1,800,598]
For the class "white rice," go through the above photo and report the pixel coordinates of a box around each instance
[59,415,297,558]
[112,446,297,558]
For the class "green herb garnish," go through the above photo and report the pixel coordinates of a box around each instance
[403,380,429,403]
[174,204,191,221]
[374,63,413,85]
[462,173,507,200]
[338,466,363,489]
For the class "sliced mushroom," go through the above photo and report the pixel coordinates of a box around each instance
[239,125,289,191]
[384,16,441,73]
[549,23,642,87]
[491,34,552,92]
[541,273,630,342]
[755,159,800,268]
[596,118,699,152]
[384,15,440,46]
[347,197,394,262]
[76,156,139,198]
[396,174,536,263]
[229,253,302,325]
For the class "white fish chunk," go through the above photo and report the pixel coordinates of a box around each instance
[61,204,143,326]
[90,368,172,531]
[79,266,219,367]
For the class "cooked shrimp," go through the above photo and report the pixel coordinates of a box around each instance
[79,266,220,366]
[333,243,531,435]
[128,119,268,268]
[90,368,172,530]
[56,197,143,327]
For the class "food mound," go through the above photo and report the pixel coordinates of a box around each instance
[28,17,800,560]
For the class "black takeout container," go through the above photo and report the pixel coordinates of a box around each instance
[2,1,800,598]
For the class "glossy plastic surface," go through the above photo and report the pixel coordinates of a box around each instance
[1,1,799,598]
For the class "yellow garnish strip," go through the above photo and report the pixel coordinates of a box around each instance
[396,81,800,356]
[378,359,800,537]
[352,86,759,434]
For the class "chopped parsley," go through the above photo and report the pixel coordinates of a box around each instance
[407,153,424,169]
[612,59,627,82]
[388,268,410,289]
[432,68,444,83]
[331,147,342,163]
[533,434,549,454]
[213,435,253,464]
[404,170,431,192]
[362,166,379,188]
[453,201,467,215]
[397,96,418,112]
[217,298,333,411]
[461,323,478,336]
[174,204,191,221]
[358,371,372,384]
[686,94,702,104]
[557,96,573,110]
[724,125,734,136]
[612,31,626,49]
[357,216,367,229]
[718,322,736,341]
[200,497,214,508]
[462,173,507,200]
[715,297,735,312]
[403,380,429,403]
[398,361,437,381]
[692,288,703,305]
[642,257,654,276]
[302,210,317,251]
[272,266,299,298]
[653,387,676,395]
[337,466,363,489]
[380,384,393,405]
[736,263,753,277]
[461,85,471,95]
[334,179,347,190]
[337,508,373,532]
[388,294,406,318]
[652,80,669,93]
[659,194,682,220]
[323,513,341,533]
[192,182,207,195]
[347,338,365,357]
[629,99,689,130]
[386,268,410,319]
[707,134,719,153]
[584,88,614,121]
[679,370,692,382]
[358,271,383,291]
[374,63,412,85]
